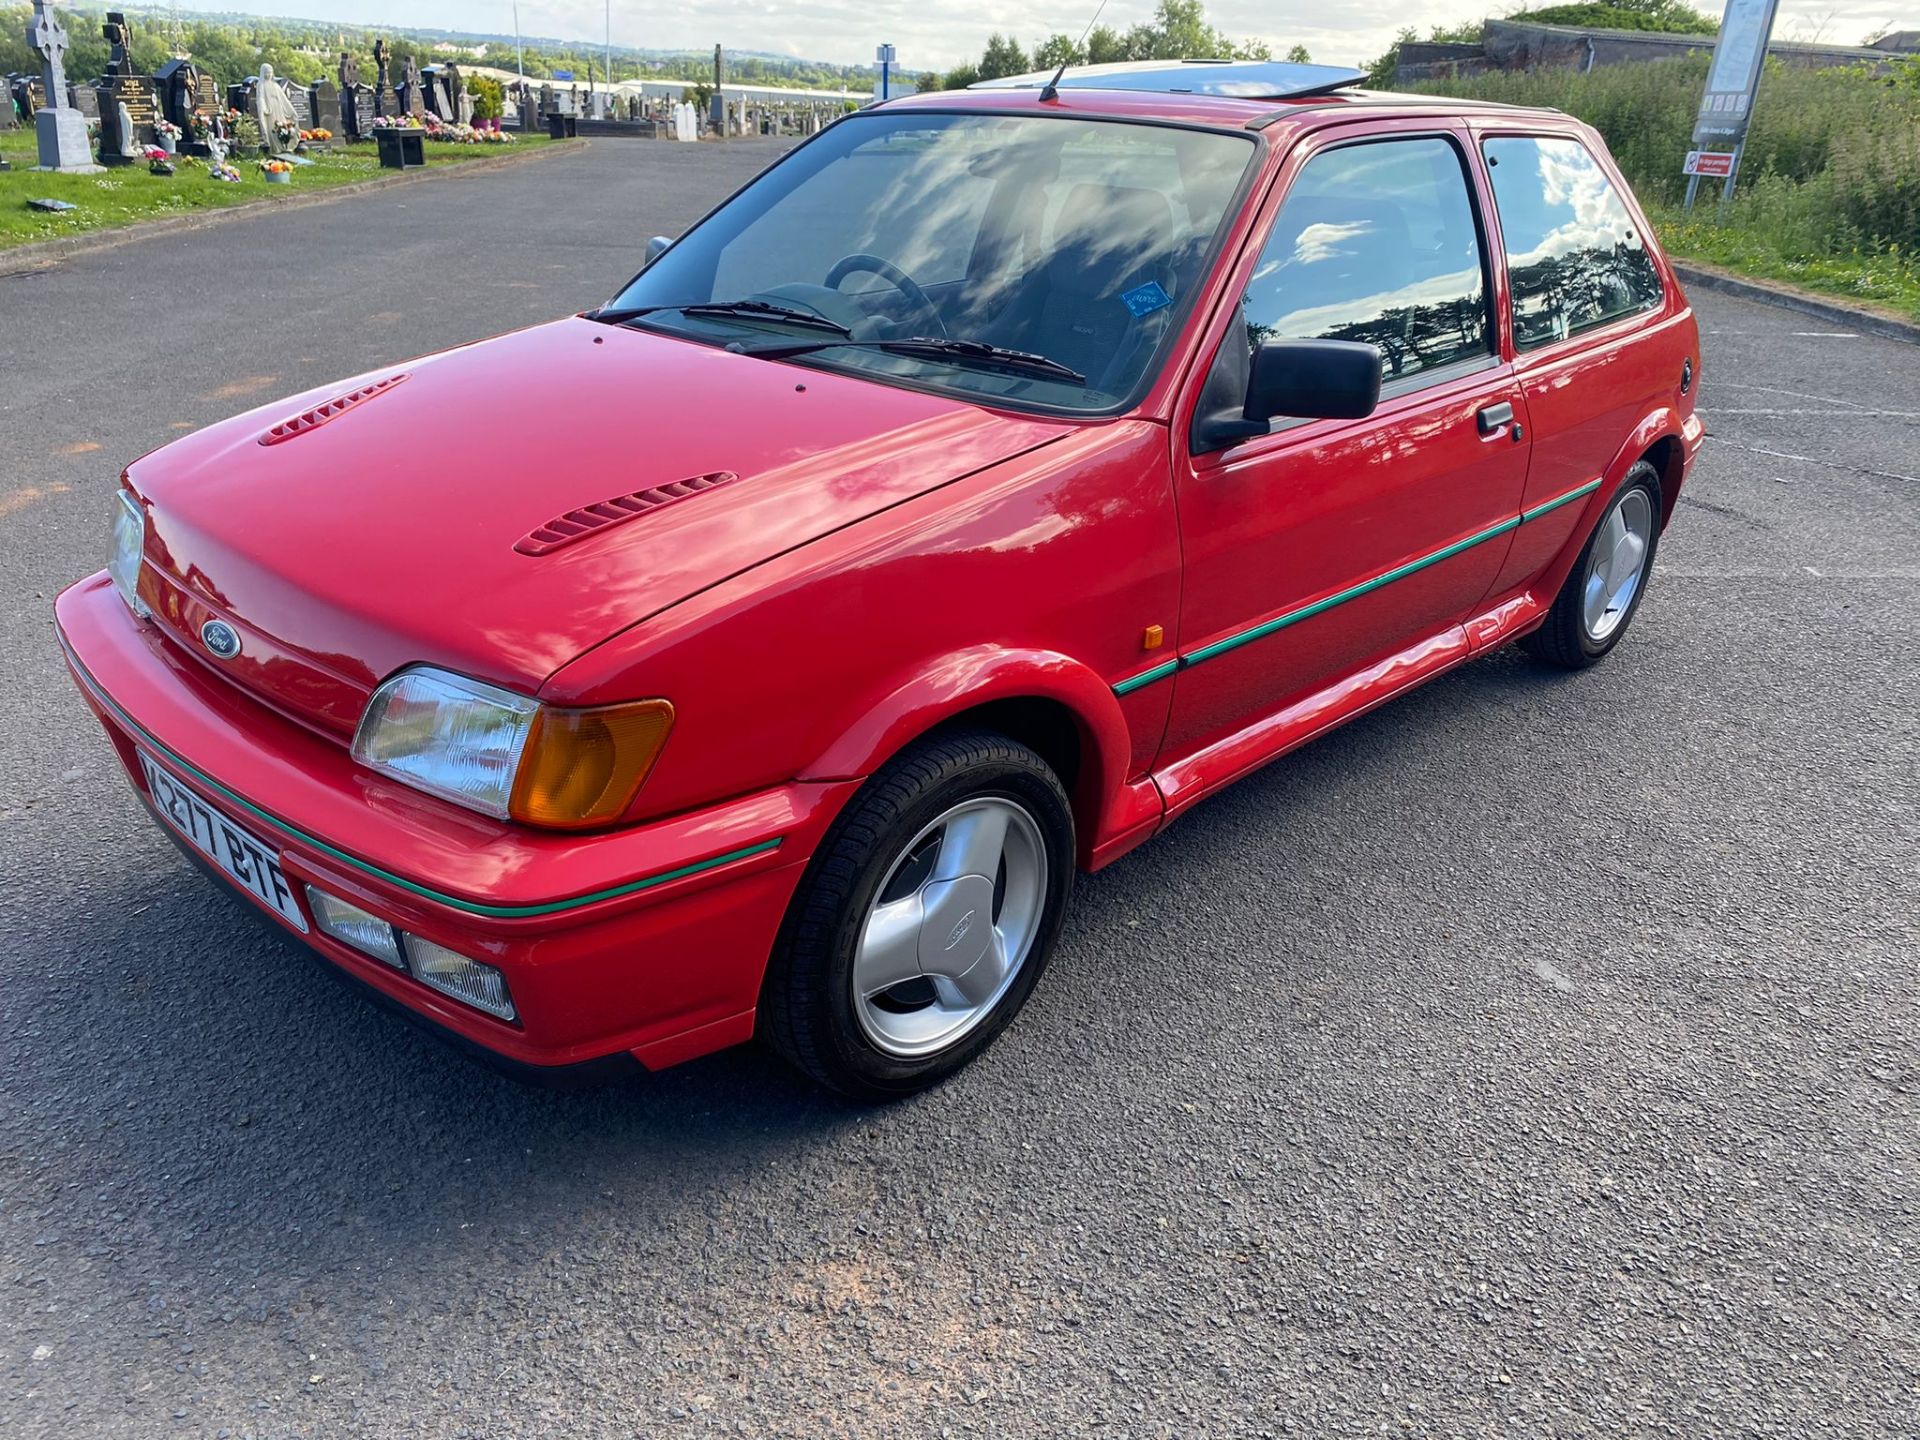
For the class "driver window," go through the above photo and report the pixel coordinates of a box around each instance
[712,129,995,298]
[1235,137,1491,384]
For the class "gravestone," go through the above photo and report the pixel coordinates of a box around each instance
[26,1,100,172]
[101,10,134,74]
[399,56,425,120]
[103,73,155,146]
[71,83,97,120]
[344,83,372,139]
[284,77,313,132]
[94,82,142,164]
[154,58,214,155]
[420,64,452,122]
[310,78,341,139]
[337,52,364,138]
[371,39,394,118]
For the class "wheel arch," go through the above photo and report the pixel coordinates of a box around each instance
[798,646,1136,869]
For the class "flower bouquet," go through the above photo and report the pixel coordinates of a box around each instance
[259,157,293,184]
[152,117,182,153]
[208,159,241,182]
[300,127,333,144]
[272,118,301,153]
[145,145,175,175]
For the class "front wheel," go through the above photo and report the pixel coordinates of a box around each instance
[759,731,1074,1100]
[1521,460,1663,669]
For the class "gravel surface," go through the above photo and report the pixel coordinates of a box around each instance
[1,138,1914,1439]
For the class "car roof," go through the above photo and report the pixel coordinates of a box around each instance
[884,59,1567,135]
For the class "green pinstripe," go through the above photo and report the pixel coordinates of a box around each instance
[1111,477,1604,695]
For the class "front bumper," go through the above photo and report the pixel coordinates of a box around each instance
[56,573,858,1073]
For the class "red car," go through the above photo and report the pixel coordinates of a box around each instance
[58,61,1703,1099]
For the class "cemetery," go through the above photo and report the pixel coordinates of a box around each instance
[0,3,848,254]
[0,4,841,252]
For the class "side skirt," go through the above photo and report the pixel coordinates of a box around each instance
[1149,588,1549,825]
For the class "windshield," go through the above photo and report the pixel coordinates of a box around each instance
[605,112,1257,413]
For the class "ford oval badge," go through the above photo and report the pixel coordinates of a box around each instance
[201,619,241,660]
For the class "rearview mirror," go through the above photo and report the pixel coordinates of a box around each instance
[1193,339,1383,453]
[644,235,673,265]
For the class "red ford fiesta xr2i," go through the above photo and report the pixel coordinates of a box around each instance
[57,60,1703,1099]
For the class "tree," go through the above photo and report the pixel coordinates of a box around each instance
[1285,44,1312,64]
[978,34,1031,80]
[1085,25,1128,64]
[1116,0,1270,61]
[940,62,983,91]
[1034,34,1080,70]
[468,74,505,121]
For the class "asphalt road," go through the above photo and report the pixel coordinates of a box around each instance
[1,139,1915,1440]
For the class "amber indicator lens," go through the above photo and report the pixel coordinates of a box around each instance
[509,699,674,827]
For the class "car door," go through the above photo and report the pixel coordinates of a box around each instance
[1159,123,1531,797]
[1472,128,1680,602]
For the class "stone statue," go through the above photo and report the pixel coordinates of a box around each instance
[27,1,99,172]
[252,61,297,147]
[112,99,137,159]
[447,62,472,126]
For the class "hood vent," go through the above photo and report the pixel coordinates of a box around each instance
[258,374,409,446]
[515,472,739,557]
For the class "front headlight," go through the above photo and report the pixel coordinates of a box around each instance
[352,666,673,828]
[108,489,150,619]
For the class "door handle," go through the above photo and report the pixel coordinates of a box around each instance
[1477,401,1515,435]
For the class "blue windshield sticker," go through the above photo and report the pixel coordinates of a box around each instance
[1121,281,1172,317]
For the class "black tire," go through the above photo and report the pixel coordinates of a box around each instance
[1520,460,1663,670]
[759,730,1074,1101]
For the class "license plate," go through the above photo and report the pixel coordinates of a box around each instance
[138,751,309,933]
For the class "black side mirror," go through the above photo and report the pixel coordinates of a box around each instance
[644,235,673,265]
[1194,339,1384,452]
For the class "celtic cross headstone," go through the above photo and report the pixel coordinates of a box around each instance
[27,0,100,172]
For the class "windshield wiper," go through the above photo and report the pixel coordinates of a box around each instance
[588,299,852,336]
[739,335,1088,386]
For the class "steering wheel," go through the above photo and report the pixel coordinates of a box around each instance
[822,253,949,339]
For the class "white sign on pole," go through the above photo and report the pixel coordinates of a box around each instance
[1685,0,1779,206]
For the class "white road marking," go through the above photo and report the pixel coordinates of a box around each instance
[1710,380,1869,408]
[1704,435,1920,484]
[1708,408,1920,418]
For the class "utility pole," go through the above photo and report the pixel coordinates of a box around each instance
[604,0,612,93]
[513,0,524,86]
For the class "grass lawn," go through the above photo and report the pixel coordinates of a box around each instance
[1648,203,1920,324]
[0,128,568,251]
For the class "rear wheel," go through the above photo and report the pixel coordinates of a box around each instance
[1521,461,1662,669]
[759,730,1073,1100]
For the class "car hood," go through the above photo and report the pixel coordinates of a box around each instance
[131,317,1073,736]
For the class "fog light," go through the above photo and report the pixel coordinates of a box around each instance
[403,936,516,1021]
[305,886,405,968]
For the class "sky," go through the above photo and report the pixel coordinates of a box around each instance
[182,1,1913,73]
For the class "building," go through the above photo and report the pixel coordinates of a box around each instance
[1396,17,1919,85]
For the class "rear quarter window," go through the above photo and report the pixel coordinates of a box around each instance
[1482,135,1663,349]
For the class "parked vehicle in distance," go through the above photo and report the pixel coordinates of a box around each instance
[58,61,1703,1099]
